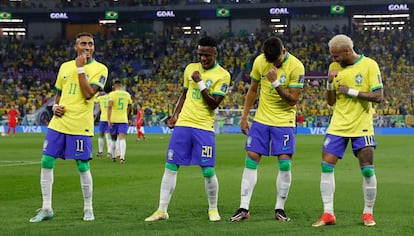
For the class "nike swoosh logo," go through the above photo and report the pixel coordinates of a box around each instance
[201,159,209,163]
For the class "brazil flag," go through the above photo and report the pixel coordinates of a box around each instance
[216,8,230,17]
[0,11,12,19]
[330,5,345,14]
[105,11,118,19]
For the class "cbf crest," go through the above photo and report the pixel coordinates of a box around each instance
[280,75,287,84]
[206,80,213,89]
[355,73,363,86]
[167,149,174,161]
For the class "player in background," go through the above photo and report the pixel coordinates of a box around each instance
[107,80,132,164]
[312,34,383,227]
[135,103,146,141]
[229,37,305,222]
[95,83,113,157]
[30,32,108,222]
[145,36,230,222]
[7,105,20,136]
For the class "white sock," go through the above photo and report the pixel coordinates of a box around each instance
[158,168,177,212]
[275,170,291,210]
[240,168,257,210]
[205,175,219,210]
[363,175,377,214]
[80,170,93,210]
[116,137,120,156]
[40,168,53,210]
[110,139,116,158]
[98,137,104,153]
[119,138,126,160]
[105,133,111,154]
[320,172,335,215]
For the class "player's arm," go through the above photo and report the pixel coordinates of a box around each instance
[76,54,99,99]
[52,90,64,117]
[240,79,259,135]
[167,88,187,128]
[338,85,383,103]
[191,71,224,110]
[325,69,337,106]
[107,100,113,128]
[127,103,132,125]
[266,68,301,106]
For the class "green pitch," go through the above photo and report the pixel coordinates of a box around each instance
[0,133,413,236]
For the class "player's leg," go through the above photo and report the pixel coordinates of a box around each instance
[144,163,179,222]
[353,136,377,226]
[313,134,347,227]
[230,122,268,222]
[29,154,56,223]
[145,127,191,222]
[271,127,296,222]
[77,160,94,221]
[30,129,63,222]
[97,131,104,156]
[202,167,220,221]
[117,124,128,164]
[108,124,118,161]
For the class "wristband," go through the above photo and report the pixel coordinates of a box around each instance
[326,82,334,91]
[197,80,206,91]
[77,67,85,74]
[347,88,359,97]
[271,80,280,88]
[52,104,58,112]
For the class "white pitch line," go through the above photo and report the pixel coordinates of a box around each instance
[0,160,40,167]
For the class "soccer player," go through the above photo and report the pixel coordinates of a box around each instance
[107,80,132,164]
[7,105,20,136]
[95,84,113,157]
[229,37,305,222]
[145,36,230,222]
[29,32,108,223]
[135,103,146,141]
[312,34,383,227]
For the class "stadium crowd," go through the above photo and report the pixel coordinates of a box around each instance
[0,24,413,126]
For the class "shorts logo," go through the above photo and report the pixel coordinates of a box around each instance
[201,159,209,163]
[43,140,48,151]
[167,149,174,160]
[246,136,252,147]
[75,153,82,157]
[323,137,331,148]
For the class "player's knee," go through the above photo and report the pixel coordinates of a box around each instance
[76,160,90,172]
[41,155,56,169]
[361,166,375,177]
[165,163,179,171]
[202,167,215,178]
[245,157,259,170]
[278,159,291,171]
[321,161,335,173]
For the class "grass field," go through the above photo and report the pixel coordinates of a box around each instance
[0,133,413,236]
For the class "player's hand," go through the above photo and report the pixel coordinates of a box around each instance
[240,118,250,136]
[75,53,87,68]
[108,121,112,129]
[53,105,64,117]
[191,71,202,83]
[167,115,178,129]
[328,70,338,83]
[338,84,350,94]
[266,68,278,83]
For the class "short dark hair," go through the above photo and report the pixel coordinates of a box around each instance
[75,32,94,42]
[263,37,284,63]
[198,36,217,48]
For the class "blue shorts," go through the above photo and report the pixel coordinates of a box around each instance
[245,121,295,156]
[99,121,109,133]
[166,126,216,167]
[42,128,92,161]
[109,123,128,136]
[322,133,377,158]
